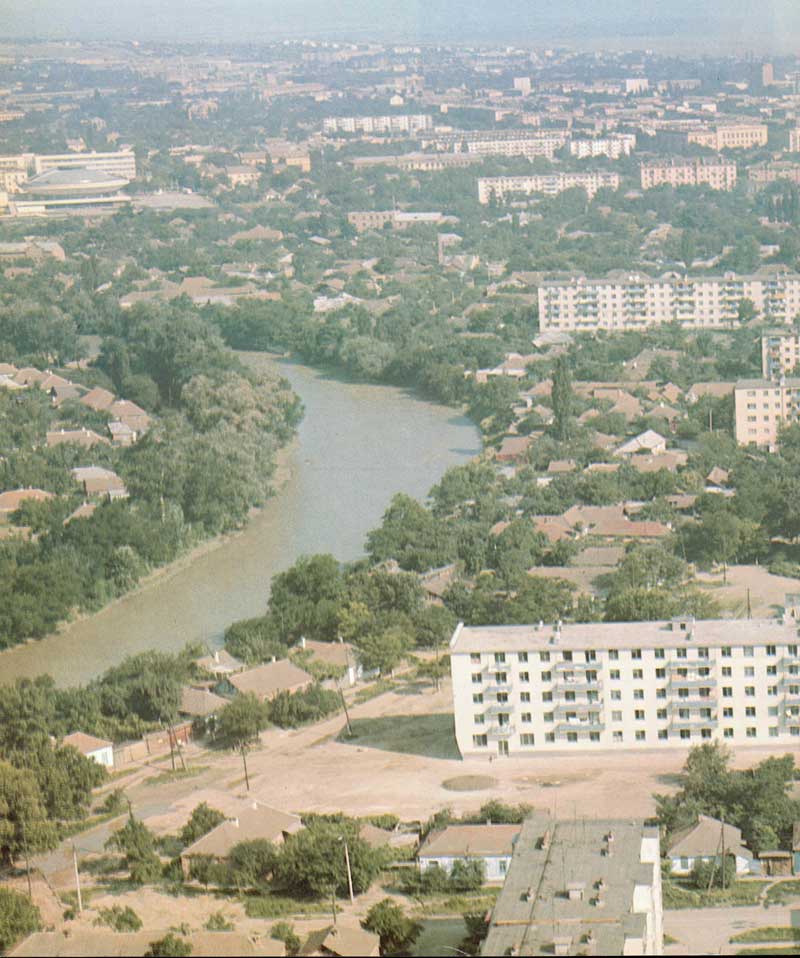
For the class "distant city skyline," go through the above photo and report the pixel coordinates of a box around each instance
[2,0,800,53]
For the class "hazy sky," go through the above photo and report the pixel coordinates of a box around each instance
[2,0,800,51]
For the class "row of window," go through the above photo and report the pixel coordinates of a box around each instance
[474,704,780,725]
[471,726,800,748]
[469,645,792,665]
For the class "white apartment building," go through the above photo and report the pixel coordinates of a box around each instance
[570,134,636,159]
[749,161,800,187]
[322,114,433,135]
[640,157,737,191]
[466,133,569,160]
[687,122,768,150]
[761,329,800,378]
[478,171,619,204]
[0,154,30,193]
[450,617,800,759]
[789,128,800,153]
[33,150,136,179]
[346,209,443,231]
[734,376,800,447]
[537,271,800,332]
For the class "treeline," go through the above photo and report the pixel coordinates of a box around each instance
[0,304,302,648]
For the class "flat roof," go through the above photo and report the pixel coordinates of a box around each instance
[450,618,796,654]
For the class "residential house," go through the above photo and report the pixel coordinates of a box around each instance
[418,824,522,883]
[419,564,458,607]
[62,731,114,768]
[303,922,380,957]
[80,386,115,412]
[295,636,361,686]
[629,450,688,473]
[46,428,109,449]
[227,659,313,701]
[615,430,667,457]
[666,814,758,876]
[686,381,735,404]
[10,931,286,956]
[181,803,303,877]
[72,466,128,500]
[758,850,793,877]
[495,435,533,463]
[178,686,229,719]
[196,649,245,677]
[0,488,54,514]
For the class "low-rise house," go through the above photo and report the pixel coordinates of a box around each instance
[495,435,533,463]
[107,420,137,445]
[72,466,128,500]
[629,450,688,473]
[62,731,114,768]
[196,648,245,676]
[227,659,313,701]
[303,922,380,957]
[419,564,458,607]
[532,515,576,544]
[615,429,667,457]
[10,931,285,956]
[109,399,151,434]
[181,803,303,877]
[46,428,109,449]
[295,636,361,685]
[666,814,757,876]
[418,823,523,883]
[759,850,793,877]
[0,488,54,514]
[179,685,229,719]
[686,381,735,404]
[80,386,115,411]
[547,458,577,474]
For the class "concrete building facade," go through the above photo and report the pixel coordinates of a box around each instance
[761,329,800,378]
[450,617,800,759]
[478,171,619,204]
[734,376,800,447]
[33,150,137,179]
[687,123,768,150]
[640,157,737,191]
[570,134,636,159]
[322,114,433,135]
[537,271,800,332]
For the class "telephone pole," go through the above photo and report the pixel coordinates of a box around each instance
[72,845,83,913]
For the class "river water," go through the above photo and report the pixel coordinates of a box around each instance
[0,355,481,686]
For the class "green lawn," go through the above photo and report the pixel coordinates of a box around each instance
[731,927,800,944]
[765,879,800,905]
[338,713,460,760]
[663,879,769,909]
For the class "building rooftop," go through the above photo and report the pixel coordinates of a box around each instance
[418,823,522,860]
[450,617,796,654]
[482,816,658,957]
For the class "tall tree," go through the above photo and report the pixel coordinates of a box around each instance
[550,356,574,441]
[216,694,270,791]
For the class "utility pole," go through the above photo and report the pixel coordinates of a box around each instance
[338,682,353,737]
[343,838,355,904]
[72,845,83,913]
[241,745,250,791]
[21,821,32,900]
[747,587,752,619]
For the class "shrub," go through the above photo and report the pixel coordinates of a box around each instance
[0,888,41,953]
[179,803,226,846]
[271,921,302,956]
[94,905,143,932]
[205,911,234,931]
[267,684,341,729]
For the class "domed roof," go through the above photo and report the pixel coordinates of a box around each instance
[21,166,129,195]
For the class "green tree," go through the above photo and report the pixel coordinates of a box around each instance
[144,932,192,957]
[228,839,278,888]
[215,693,270,791]
[105,813,161,884]
[356,625,410,676]
[551,356,575,441]
[363,899,422,955]
[0,762,59,868]
[0,887,41,953]
[179,803,225,847]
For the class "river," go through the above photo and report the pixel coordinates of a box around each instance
[0,355,481,686]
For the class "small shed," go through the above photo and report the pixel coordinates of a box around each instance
[759,850,793,877]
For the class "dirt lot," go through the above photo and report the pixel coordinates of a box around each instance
[695,564,800,618]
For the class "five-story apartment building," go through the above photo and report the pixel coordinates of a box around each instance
[450,617,800,758]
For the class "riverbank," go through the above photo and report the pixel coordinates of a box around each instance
[0,358,481,685]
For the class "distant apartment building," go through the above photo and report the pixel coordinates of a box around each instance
[349,153,481,172]
[790,128,800,154]
[478,171,619,204]
[33,150,137,179]
[624,77,650,95]
[537,271,800,332]
[322,114,433,135]
[0,154,30,193]
[450,616,800,759]
[465,132,569,161]
[687,123,768,150]
[570,134,636,159]
[762,329,800,378]
[640,157,737,191]
[749,161,800,187]
[482,815,663,956]
[347,209,443,232]
[734,377,800,447]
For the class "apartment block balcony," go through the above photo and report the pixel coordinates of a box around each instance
[554,721,605,735]
[668,676,717,691]
[669,716,718,730]
[553,677,603,694]
[553,659,598,673]
[487,722,515,738]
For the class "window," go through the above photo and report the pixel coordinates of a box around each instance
[631,649,642,660]
[495,672,507,684]
[677,648,687,659]
[722,667,732,677]
[612,710,623,721]
[634,709,645,720]
[701,729,712,740]
[723,706,733,718]
[744,666,755,677]
[744,647,755,658]
[610,669,620,680]
[589,731,600,742]
[633,669,643,679]
[609,650,619,661]
[520,692,531,703]
[470,653,481,664]
[544,712,554,723]
[657,708,667,720]
[562,651,573,662]
[769,705,779,716]
[656,668,666,679]
[541,671,552,682]
[521,712,532,723]
[540,652,550,662]
[723,727,734,738]
[722,647,732,657]
[698,649,709,660]
[611,690,622,701]
[680,729,691,740]
[545,732,555,742]
[658,729,668,740]
[565,691,576,702]
[655,649,665,659]
[656,688,666,699]
[520,733,535,746]
[567,732,578,743]
[767,665,777,676]
[518,652,529,663]
[769,727,779,738]
[474,714,485,724]
[519,671,530,682]
[767,645,777,656]
[473,693,484,704]
[473,735,488,747]
[494,653,506,664]
[790,645,798,655]
[747,727,757,738]
[586,651,597,662]
[613,731,623,742]
[679,708,690,719]
[723,687,733,698]
[635,730,646,741]
[543,691,553,702]
[472,673,483,684]
[497,692,509,703]
[633,689,644,700]
[745,706,756,717]
[587,691,599,703]
[745,686,756,697]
